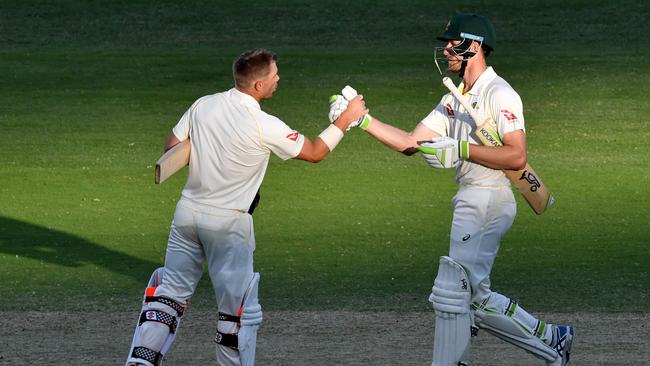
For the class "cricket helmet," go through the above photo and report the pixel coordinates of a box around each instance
[437,13,496,52]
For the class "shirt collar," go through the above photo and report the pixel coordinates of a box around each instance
[230,87,261,110]
[460,66,496,96]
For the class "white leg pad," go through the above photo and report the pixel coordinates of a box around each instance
[239,273,263,366]
[214,272,263,366]
[430,256,472,366]
[126,268,186,366]
[473,307,558,362]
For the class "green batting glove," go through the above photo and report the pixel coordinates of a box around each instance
[418,137,469,169]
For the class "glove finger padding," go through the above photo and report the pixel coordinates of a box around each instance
[423,154,445,169]
[328,95,348,123]
[418,140,458,169]
[419,142,445,169]
[431,137,469,160]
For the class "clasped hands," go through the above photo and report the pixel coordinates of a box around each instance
[328,86,372,131]
[327,86,468,169]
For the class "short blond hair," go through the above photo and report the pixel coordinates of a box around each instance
[232,49,277,88]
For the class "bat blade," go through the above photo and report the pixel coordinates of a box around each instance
[441,77,555,215]
[155,139,190,184]
[504,167,555,214]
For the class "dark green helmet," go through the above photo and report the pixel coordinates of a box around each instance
[437,13,496,51]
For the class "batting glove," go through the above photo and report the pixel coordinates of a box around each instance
[328,94,349,123]
[418,137,470,169]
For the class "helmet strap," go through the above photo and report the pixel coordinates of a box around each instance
[459,59,468,78]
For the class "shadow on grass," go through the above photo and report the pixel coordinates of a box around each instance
[0,215,160,281]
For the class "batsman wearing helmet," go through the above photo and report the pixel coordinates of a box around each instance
[125,48,368,366]
[329,13,573,366]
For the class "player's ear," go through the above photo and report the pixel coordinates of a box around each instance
[253,80,263,92]
[471,41,481,53]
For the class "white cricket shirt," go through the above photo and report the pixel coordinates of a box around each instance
[172,88,305,211]
[421,67,526,186]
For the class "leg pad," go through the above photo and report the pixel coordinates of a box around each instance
[430,256,472,366]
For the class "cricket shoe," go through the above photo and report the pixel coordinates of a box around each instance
[547,324,574,366]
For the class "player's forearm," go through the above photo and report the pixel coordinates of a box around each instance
[364,117,419,154]
[296,136,337,163]
[469,144,527,170]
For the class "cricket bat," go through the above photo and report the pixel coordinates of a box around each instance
[155,139,190,184]
[441,77,555,215]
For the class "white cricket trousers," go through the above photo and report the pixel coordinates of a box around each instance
[155,197,256,365]
[448,185,516,303]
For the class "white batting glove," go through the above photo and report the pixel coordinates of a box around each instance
[418,137,470,169]
[419,141,445,168]
[328,94,349,123]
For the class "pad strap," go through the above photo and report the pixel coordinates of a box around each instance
[215,310,242,350]
[139,309,178,333]
[145,296,185,316]
[218,311,241,324]
[214,331,239,350]
[131,346,162,366]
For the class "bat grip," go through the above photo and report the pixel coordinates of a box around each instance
[342,85,358,101]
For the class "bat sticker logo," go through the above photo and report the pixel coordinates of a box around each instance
[479,128,500,147]
[286,131,300,141]
[520,170,541,192]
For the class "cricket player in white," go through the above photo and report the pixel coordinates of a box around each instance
[329,13,573,366]
[126,48,368,366]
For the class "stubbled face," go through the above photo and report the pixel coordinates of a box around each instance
[441,38,482,74]
[257,61,280,100]
[443,40,465,73]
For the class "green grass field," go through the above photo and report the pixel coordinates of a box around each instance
[1,1,649,313]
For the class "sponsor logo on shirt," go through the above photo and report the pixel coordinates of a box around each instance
[286,131,300,141]
[445,103,455,117]
[500,109,518,122]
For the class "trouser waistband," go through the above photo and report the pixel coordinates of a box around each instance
[178,197,247,216]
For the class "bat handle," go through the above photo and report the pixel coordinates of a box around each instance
[441,77,482,123]
[342,85,358,101]
[442,77,456,91]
